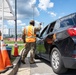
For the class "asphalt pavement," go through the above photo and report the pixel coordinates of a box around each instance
[16,57,30,75]
[16,56,76,75]
[15,50,76,75]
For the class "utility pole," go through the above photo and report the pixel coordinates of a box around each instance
[1,0,4,40]
[9,28,10,37]
[14,0,19,57]
[15,0,17,42]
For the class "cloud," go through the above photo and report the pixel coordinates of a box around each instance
[10,0,39,19]
[38,0,54,10]
[7,20,15,26]
[0,20,7,29]
[7,20,26,26]
[3,25,8,29]
[48,12,56,17]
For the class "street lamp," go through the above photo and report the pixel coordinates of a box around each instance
[32,4,35,20]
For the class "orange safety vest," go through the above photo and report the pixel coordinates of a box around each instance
[0,31,2,40]
[24,25,36,42]
[0,36,1,40]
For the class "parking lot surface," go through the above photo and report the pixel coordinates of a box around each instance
[16,57,76,75]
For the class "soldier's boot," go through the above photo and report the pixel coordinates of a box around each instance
[30,58,35,64]
[30,50,35,64]
[21,49,29,64]
[21,56,26,64]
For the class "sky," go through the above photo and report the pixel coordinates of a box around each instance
[0,0,76,33]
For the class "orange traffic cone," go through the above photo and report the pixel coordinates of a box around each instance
[1,40,13,69]
[0,50,7,73]
[14,42,18,56]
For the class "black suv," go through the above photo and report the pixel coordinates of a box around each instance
[36,12,76,74]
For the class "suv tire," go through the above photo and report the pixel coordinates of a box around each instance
[50,47,67,74]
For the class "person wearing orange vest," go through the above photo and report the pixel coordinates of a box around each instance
[21,20,42,64]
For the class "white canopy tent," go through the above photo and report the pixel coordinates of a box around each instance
[0,0,15,40]
[0,0,15,20]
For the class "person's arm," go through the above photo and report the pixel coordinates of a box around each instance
[34,23,42,32]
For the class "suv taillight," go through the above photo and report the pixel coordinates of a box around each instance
[67,27,76,36]
[72,54,76,58]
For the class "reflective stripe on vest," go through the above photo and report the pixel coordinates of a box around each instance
[25,25,36,42]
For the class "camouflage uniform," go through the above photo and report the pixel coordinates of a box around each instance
[21,42,36,63]
[21,21,41,64]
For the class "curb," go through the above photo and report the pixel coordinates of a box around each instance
[1,47,23,75]
[1,56,21,75]
[1,48,24,75]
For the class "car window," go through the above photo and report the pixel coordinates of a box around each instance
[40,25,48,38]
[53,20,60,30]
[72,14,76,25]
[60,14,76,27]
[48,21,56,33]
[60,18,74,27]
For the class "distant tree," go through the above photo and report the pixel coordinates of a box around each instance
[17,34,22,37]
[10,35,14,38]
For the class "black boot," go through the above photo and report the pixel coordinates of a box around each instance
[21,60,26,64]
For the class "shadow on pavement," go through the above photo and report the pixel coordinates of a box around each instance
[40,58,76,75]
[30,58,42,68]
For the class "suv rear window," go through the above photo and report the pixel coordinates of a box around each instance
[60,14,76,27]
[73,14,76,24]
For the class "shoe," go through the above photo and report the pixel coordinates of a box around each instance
[21,60,26,64]
[30,61,35,64]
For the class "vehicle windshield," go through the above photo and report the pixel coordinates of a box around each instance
[60,13,76,27]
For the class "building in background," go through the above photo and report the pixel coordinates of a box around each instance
[0,28,22,38]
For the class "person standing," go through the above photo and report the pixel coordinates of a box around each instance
[21,20,42,64]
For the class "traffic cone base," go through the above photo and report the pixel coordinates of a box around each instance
[0,68,8,73]
[6,65,13,69]
[0,69,8,73]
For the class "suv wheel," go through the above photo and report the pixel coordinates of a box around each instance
[50,47,67,74]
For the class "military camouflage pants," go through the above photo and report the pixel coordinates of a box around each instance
[21,42,36,62]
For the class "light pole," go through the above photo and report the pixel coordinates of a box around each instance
[1,0,4,40]
[32,4,35,20]
[14,0,18,57]
[15,0,17,42]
